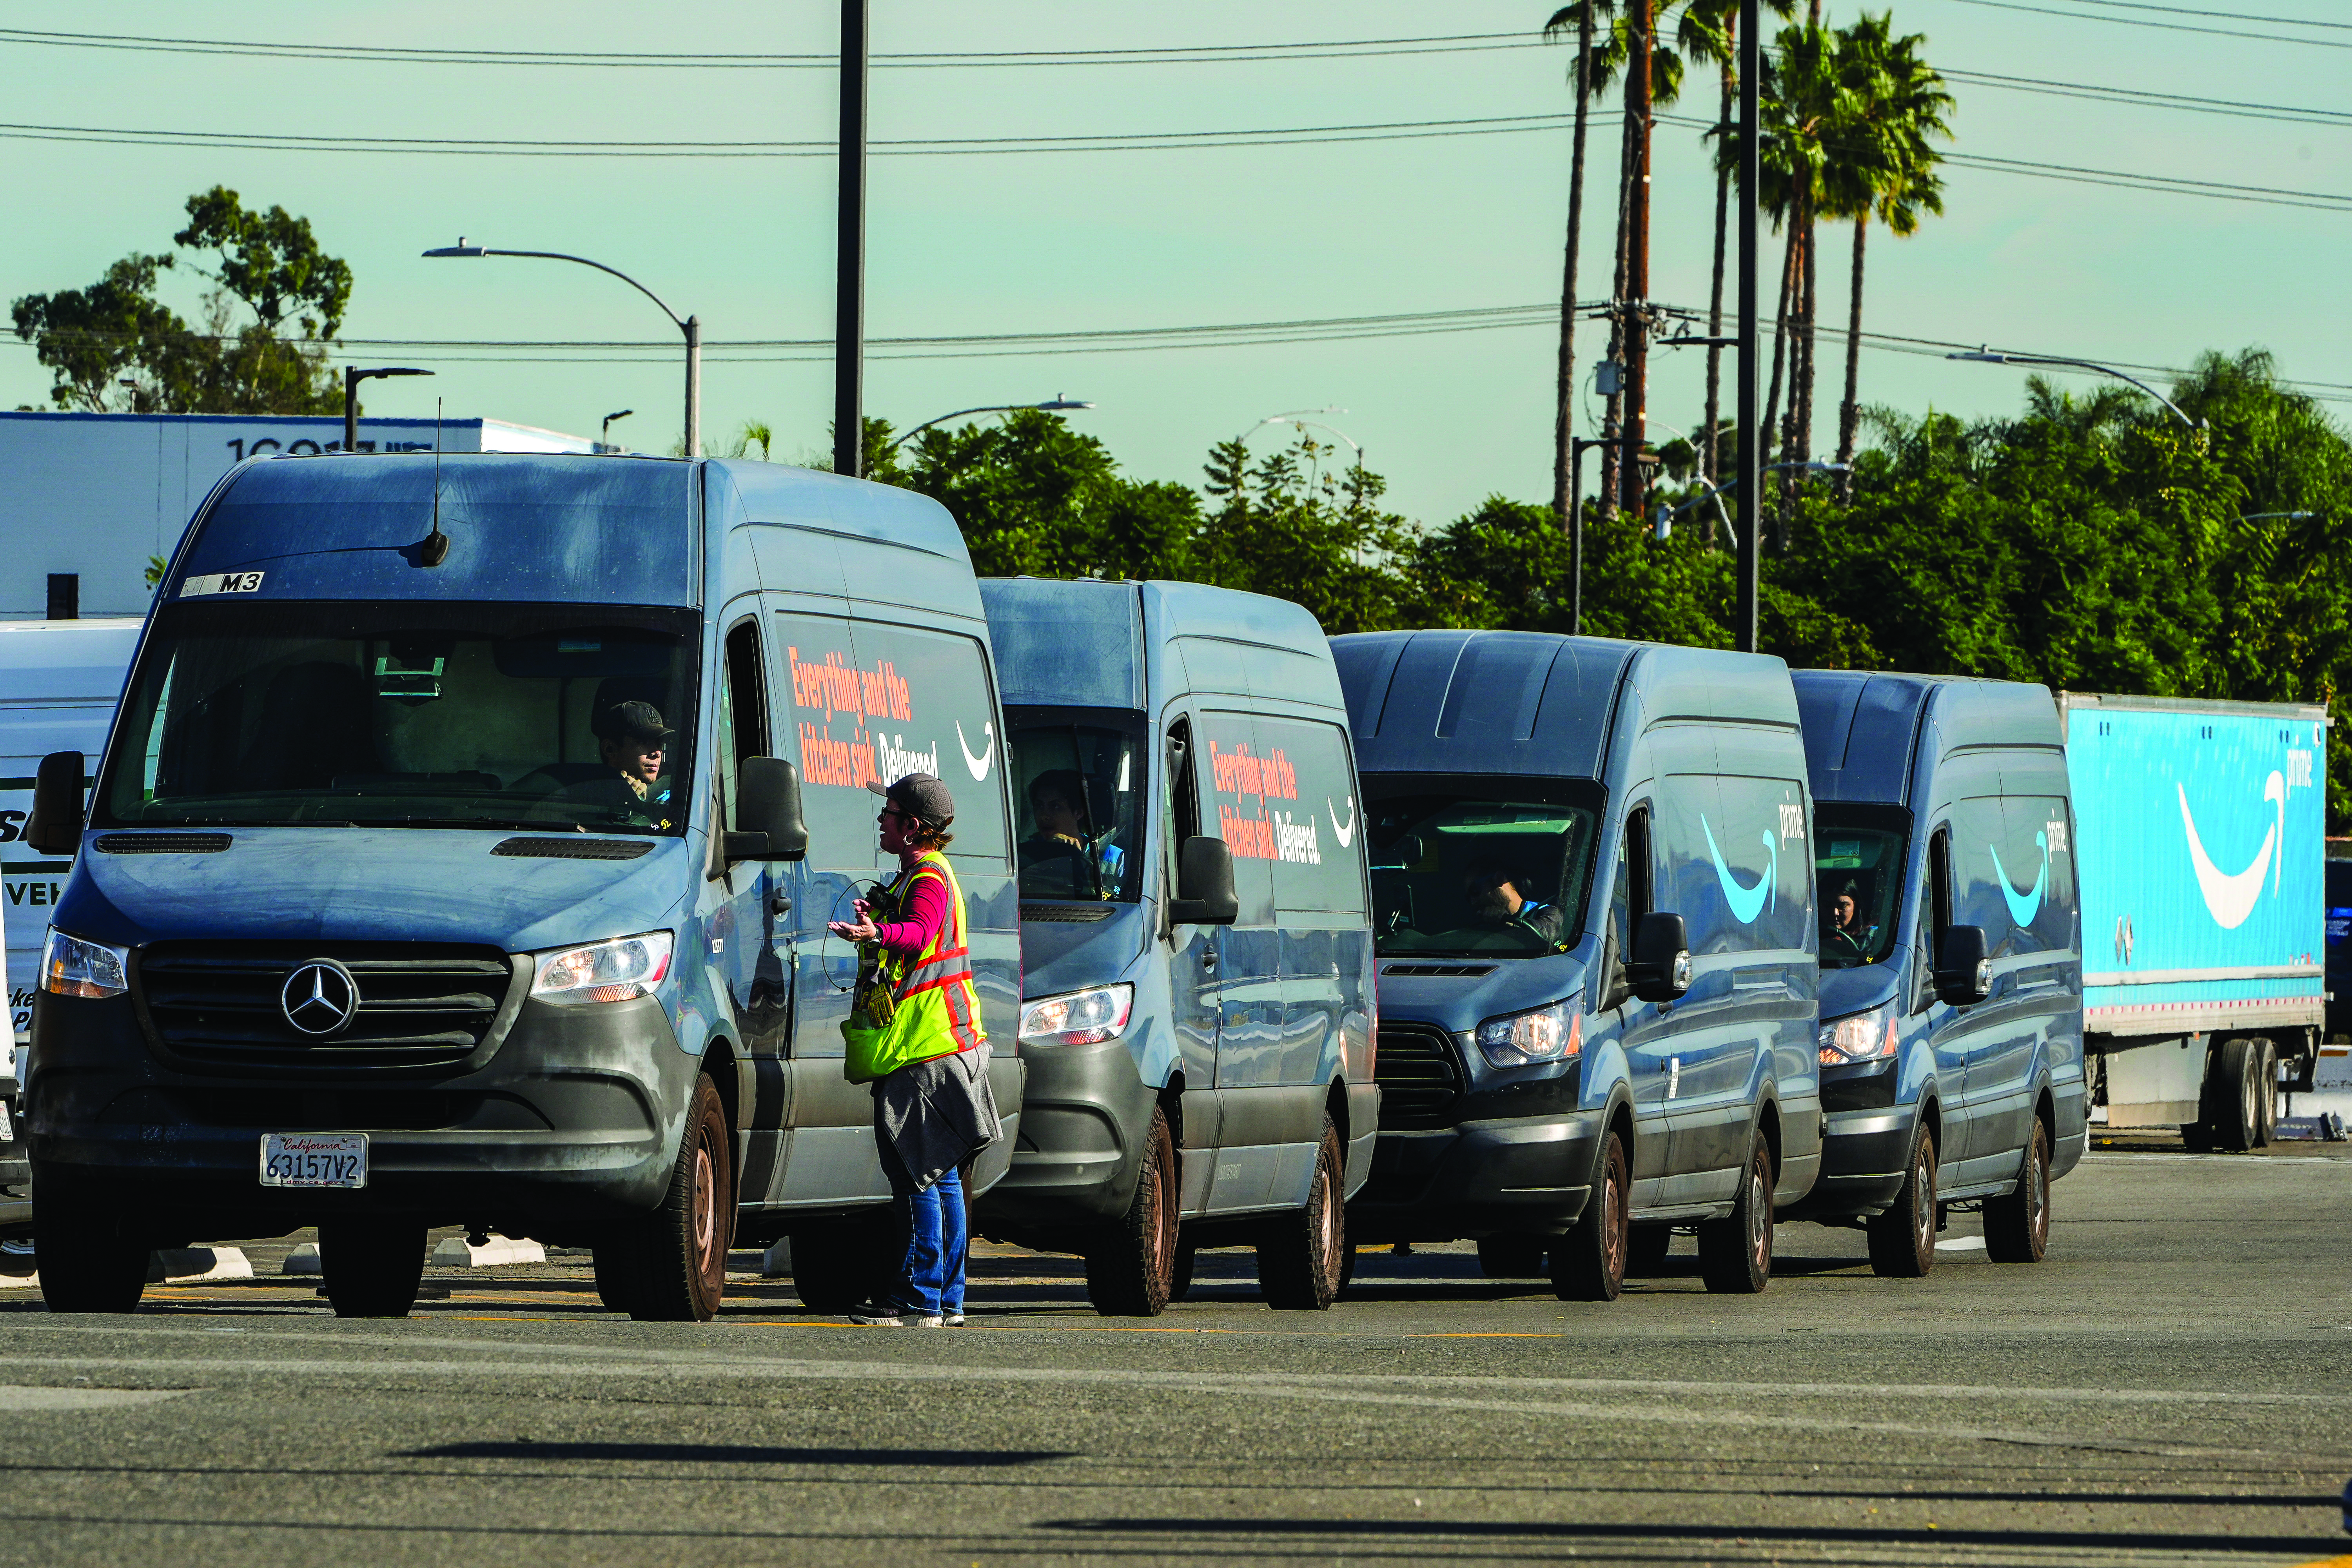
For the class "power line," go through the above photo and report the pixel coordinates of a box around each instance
[1940,67,2352,128]
[1935,0,2352,49]
[0,26,1548,69]
[2047,0,2352,29]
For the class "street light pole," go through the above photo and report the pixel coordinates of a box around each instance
[601,408,634,453]
[421,241,699,455]
[1735,0,1760,653]
[835,0,868,478]
[343,367,432,454]
[886,397,1094,453]
[1946,349,2201,432]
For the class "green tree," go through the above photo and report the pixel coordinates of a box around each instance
[12,187,352,414]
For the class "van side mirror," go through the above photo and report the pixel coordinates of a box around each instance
[1167,836,1238,926]
[724,757,808,862]
[1627,911,1692,1003]
[25,750,85,856]
[1933,925,1991,1006]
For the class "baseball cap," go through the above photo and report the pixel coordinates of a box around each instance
[866,772,955,826]
[595,699,674,746]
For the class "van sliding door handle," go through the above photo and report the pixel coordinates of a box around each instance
[1200,949,1219,976]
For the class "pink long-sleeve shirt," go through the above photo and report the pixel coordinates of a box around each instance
[873,854,951,959]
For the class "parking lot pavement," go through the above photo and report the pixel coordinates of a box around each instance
[0,1146,2345,1567]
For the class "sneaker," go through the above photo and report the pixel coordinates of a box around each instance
[942,1310,967,1327]
[848,1303,942,1327]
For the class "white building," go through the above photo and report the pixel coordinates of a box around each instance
[0,411,595,621]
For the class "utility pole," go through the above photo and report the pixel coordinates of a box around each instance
[1620,0,1654,513]
[833,0,868,479]
[1735,0,1761,652]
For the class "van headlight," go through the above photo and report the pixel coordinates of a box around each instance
[532,931,673,1004]
[1818,1003,1897,1065]
[1474,998,1582,1067]
[40,929,129,1000]
[1019,984,1134,1047]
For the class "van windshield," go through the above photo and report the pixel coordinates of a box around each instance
[1007,709,1144,902]
[1816,806,1909,967]
[1366,783,1599,958]
[96,600,700,835]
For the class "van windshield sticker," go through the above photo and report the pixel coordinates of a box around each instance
[180,571,264,598]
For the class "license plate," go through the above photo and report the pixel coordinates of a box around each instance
[259,1132,368,1189]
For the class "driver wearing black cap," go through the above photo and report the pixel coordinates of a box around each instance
[591,699,677,831]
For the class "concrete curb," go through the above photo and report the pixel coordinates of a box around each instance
[281,1242,321,1276]
[431,1234,545,1267]
[149,1247,253,1282]
[762,1239,794,1277]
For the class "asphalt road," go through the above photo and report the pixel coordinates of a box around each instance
[1,1140,2348,1567]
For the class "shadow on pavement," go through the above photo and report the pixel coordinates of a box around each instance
[404,1442,1076,1466]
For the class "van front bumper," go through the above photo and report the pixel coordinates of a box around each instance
[25,986,694,1246]
[1781,1107,1913,1220]
[1345,1111,1601,1241]
[970,1034,1158,1238]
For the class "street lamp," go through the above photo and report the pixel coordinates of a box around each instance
[886,396,1093,454]
[601,408,634,454]
[343,366,432,454]
[1654,461,1849,539]
[423,239,702,456]
[1947,349,2201,432]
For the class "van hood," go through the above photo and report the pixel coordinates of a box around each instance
[1018,903,1151,998]
[1819,962,1901,1023]
[1375,949,1593,1036]
[52,828,691,956]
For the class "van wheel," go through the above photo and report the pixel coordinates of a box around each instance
[1984,1118,2051,1263]
[1476,1236,1548,1279]
[1169,1240,1198,1303]
[1698,1133,1774,1294]
[592,1236,648,1316]
[790,1222,882,1313]
[1867,1126,1937,1279]
[319,1217,428,1318]
[628,1073,733,1322]
[1626,1225,1673,1278]
[1553,1130,1629,1302]
[1256,1116,1345,1310]
[1087,1107,1178,1316]
[32,1178,146,1314]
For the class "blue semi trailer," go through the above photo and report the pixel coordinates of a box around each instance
[2058,693,2329,1148]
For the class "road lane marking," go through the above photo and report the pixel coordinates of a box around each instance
[0,1385,187,1411]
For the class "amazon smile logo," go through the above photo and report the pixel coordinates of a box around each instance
[2180,771,2285,930]
[1990,833,2049,928]
[1700,814,1776,924]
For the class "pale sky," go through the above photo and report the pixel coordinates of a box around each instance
[4,1,2345,529]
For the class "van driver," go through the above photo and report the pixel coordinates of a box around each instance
[1824,879,1871,961]
[591,699,677,831]
[1466,863,1566,947]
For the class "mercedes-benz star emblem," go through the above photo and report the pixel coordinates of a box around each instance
[281,959,359,1037]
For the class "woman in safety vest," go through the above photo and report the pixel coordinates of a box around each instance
[827,772,1002,1327]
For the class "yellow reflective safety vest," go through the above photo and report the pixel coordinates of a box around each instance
[841,849,986,1084]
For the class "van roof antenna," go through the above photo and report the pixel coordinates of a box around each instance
[421,397,449,566]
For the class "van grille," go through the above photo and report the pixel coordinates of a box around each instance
[134,941,518,1071]
[1373,1022,1465,1129]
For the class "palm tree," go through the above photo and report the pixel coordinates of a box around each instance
[1829,15,1952,498]
[1544,2,1618,525]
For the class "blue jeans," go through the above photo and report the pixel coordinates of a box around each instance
[882,1156,967,1317]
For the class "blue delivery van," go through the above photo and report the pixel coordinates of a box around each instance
[21,451,1023,1319]
[1789,672,2086,1275]
[973,577,1375,1314]
[1334,630,1822,1298]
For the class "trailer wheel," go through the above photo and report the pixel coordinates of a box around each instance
[319,1217,429,1318]
[1866,1126,1937,1279]
[1085,1106,1178,1316]
[1698,1133,1774,1294]
[1256,1115,1345,1310]
[2253,1039,2278,1147]
[1984,1118,2051,1263]
[2207,1038,2261,1152]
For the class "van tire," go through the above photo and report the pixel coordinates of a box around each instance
[1867,1126,1937,1278]
[32,1180,147,1314]
[1085,1107,1178,1316]
[1698,1132,1774,1294]
[1169,1240,1198,1303]
[592,1236,648,1316]
[790,1222,882,1314]
[1626,1225,1673,1278]
[319,1217,428,1318]
[1984,1118,2051,1263]
[1477,1236,1548,1279]
[1256,1116,1345,1310]
[1553,1130,1629,1302]
[627,1073,733,1322]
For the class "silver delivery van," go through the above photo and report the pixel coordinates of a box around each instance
[25,452,1021,1319]
[973,578,1377,1313]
